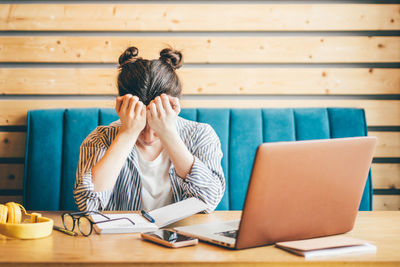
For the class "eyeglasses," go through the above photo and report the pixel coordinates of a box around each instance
[61,211,135,237]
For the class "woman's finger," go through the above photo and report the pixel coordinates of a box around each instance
[155,96,165,117]
[127,96,138,117]
[121,94,132,113]
[150,102,158,118]
[146,108,152,120]
[115,96,123,113]
[140,104,147,117]
[134,101,143,118]
[169,96,181,115]
[161,94,173,113]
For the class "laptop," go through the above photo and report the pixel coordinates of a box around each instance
[174,136,377,249]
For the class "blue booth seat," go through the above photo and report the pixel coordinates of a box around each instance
[24,108,372,211]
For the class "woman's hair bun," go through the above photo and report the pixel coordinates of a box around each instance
[118,46,141,66]
[159,48,183,70]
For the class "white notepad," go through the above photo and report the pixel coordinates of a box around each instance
[91,197,207,234]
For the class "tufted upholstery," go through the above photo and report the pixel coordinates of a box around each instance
[24,108,372,211]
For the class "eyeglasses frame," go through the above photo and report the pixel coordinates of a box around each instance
[61,210,136,236]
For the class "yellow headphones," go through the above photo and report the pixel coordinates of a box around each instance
[0,202,53,239]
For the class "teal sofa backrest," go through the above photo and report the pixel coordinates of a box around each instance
[24,108,372,211]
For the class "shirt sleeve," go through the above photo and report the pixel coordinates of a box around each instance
[73,127,113,211]
[177,124,226,213]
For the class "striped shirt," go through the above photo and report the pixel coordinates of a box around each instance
[73,116,225,213]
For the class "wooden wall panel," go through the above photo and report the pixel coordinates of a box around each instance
[0,2,399,210]
[372,164,400,190]
[0,164,23,190]
[0,132,26,158]
[370,132,400,158]
[1,36,399,63]
[1,4,399,31]
[0,196,23,204]
[374,195,400,211]
[179,100,400,127]
[0,68,118,95]
[180,68,400,95]
[2,68,399,95]
[0,99,399,126]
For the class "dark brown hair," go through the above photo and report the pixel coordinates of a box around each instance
[117,46,183,105]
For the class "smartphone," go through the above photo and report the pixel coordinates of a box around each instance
[141,229,198,248]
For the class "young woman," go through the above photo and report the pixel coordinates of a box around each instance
[74,46,225,213]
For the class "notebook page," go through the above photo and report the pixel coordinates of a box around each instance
[149,197,207,228]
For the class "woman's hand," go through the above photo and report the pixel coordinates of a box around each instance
[147,94,194,178]
[116,94,146,136]
[146,94,180,138]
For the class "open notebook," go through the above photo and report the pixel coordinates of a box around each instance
[90,197,207,234]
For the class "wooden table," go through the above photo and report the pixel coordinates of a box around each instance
[0,211,399,266]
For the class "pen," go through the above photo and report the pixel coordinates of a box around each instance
[141,210,155,223]
[53,225,78,236]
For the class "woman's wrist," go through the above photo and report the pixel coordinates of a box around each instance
[159,128,194,178]
[117,130,139,147]
[119,124,142,137]
[158,127,179,142]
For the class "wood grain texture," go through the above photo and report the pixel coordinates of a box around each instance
[178,100,400,127]
[1,4,399,31]
[0,195,22,204]
[2,68,400,95]
[0,99,398,126]
[369,132,400,158]
[0,132,25,158]
[374,195,400,211]
[0,164,23,190]
[0,211,399,265]
[372,164,400,190]
[0,100,116,126]
[0,68,118,95]
[1,36,399,63]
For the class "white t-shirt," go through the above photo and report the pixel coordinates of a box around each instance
[136,148,173,211]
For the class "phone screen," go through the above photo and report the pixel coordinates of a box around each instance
[146,230,195,243]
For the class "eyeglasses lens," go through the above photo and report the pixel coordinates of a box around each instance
[78,216,92,236]
[63,214,75,231]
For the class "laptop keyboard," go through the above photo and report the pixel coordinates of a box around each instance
[215,229,238,239]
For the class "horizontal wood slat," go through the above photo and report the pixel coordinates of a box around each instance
[1,4,399,31]
[0,99,398,126]
[0,195,22,204]
[180,100,400,126]
[370,132,400,158]
[0,164,23,190]
[1,37,399,63]
[0,132,25,158]
[1,133,24,158]
[2,68,400,95]
[374,195,400,211]
[1,68,118,95]
[372,164,400,190]
[1,131,397,158]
